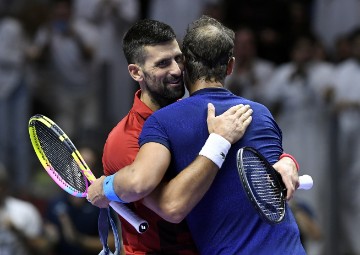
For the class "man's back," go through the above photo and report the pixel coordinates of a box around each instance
[140,87,306,254]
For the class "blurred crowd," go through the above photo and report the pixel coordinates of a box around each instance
[0,0,360,255]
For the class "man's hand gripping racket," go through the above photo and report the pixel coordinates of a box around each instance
[237,147,313,224]
[28,114,149,233]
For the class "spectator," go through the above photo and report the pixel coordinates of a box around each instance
[28,0,100,140]
[225,26,275,105]
[333,34,352,64]
[332,27,360,255]
[264,34,335,254]
[312,0,360,56]
[0,163,49,255]
[80,0,140,132]
[0,14,31,189]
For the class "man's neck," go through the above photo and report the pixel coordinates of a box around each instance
[139,90,177,111]
[188,78,224,95]
[140,92,161,111]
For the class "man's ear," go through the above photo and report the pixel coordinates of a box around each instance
[226,57,235,76]
[128,64,143,82]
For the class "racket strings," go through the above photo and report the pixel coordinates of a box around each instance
[34,122,87,193]
[243,151,284,222]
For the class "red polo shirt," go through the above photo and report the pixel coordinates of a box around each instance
[102,90,198,255]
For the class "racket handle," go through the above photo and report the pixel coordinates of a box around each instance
[298,175,313,190]
[109,201,149,234]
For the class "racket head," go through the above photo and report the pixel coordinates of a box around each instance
[237,146,286,224]
[28,114,96,197]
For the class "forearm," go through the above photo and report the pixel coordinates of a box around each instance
[142,156,219,223]
[87,143,171,208]
[112,132,230,204]
[112,164,160,202]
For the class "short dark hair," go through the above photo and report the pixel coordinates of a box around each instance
[182,15,235,84]
[123,19,177,65]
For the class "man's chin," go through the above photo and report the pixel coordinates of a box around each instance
[168,84,185,97]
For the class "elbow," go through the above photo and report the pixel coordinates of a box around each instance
[158,201,188,223]
[118,174,158,202]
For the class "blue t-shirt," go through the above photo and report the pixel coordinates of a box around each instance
[139,88,306,255]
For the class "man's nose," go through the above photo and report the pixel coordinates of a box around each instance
[169,60,183,76]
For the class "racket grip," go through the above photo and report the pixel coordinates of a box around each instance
[298,175,313,190]
[109,201,149,234]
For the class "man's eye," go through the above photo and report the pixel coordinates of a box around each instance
[157,60,169,67]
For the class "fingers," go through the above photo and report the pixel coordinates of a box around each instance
[273,158,299,201]
[233,105,253,135]
[238,107,253,128]
[275,170,293,200]
[208,103,251,116]
[241,115,253,131]
[223,103,245,116]
[86,176,110,208]
[235,104,252,119]
[207,103,215,121]
[239,106,253,119]
[284,180,296,200]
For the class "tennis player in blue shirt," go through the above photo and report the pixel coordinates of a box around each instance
[88,16,305,254]
[137,16,306,254]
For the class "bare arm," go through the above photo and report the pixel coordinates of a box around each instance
[87,104,253,211]
[86,142,171,207]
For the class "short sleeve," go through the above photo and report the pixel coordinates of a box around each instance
[139,115,170,150]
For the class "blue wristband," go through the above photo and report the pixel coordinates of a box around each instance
[103,174,127,203]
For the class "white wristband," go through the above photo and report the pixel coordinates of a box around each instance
[199,133,231,168]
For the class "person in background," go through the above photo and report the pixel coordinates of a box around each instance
[28,0,100,140]
[225,26,275,105]
[0,13,31,190]
[88,0,140,129]
[264,33,335,254]
[0,163,51,255]
[332,27,360,255]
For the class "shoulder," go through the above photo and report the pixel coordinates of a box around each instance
[103,118,141,175]
[246,99,272,115]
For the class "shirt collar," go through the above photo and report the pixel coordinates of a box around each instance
[132,89,154,121]
[190,87,230,97]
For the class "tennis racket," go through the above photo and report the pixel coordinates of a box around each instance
[236,146,313,224]
[28,114,149,233]
[98,207,121,255]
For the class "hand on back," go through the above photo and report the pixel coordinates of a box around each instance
[207,103,253,144]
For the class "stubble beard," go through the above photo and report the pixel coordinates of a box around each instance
[144,74,185,108]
